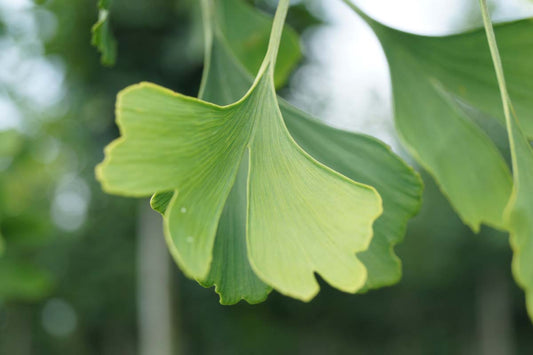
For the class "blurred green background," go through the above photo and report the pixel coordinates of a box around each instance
[0,0,532,354]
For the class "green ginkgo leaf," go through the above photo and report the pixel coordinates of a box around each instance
[341,2,533,232]
[373,22,517,231]
[91,0,117,66]
[153,0,422,302]
[97,0,383,301]
[477,0,533,321]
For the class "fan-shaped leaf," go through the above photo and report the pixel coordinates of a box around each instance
[352,12,531,231]
[98,0,385,302]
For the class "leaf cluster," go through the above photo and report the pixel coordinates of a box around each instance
[95,0,533,321]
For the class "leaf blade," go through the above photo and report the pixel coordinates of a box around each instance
[368,21,514,231]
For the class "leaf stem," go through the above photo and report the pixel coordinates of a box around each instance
[478,0,517,169]
[199,0,216,98]
[478,0,508,101]
[257,0,290,76]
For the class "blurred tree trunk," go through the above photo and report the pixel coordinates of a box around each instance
[137,201,175,355]
[476,268,514,355]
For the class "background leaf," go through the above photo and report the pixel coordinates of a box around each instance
[91,0,117,66]
[368,20,520,231]
[215,0,301,88]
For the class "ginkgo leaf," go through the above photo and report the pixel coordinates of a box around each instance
[97,0,383,302]
[343,0,533,320]
[341,2,525,231]
[91,0,117,66]
[477,0,533,321]
[152,0,422,302]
